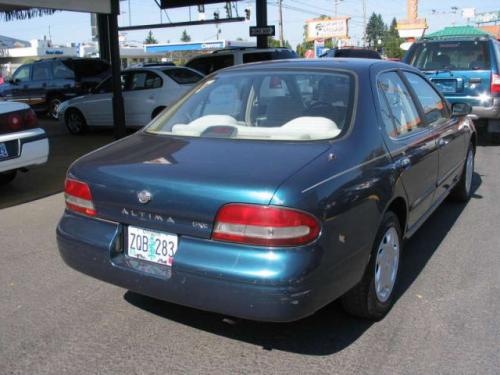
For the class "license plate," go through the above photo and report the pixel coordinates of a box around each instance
[127,226,178,266]
[432,79,456,94]
[0,143,8,159]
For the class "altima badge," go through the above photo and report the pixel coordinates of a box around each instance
[137,190,152,204]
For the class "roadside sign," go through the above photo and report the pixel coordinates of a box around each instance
[249,26,275,37]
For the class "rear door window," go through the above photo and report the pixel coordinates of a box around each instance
[128,71,162,90]
[162,68,203,84]
[403,72,448,126]
[377,71,424,138]
[409,41,491,71]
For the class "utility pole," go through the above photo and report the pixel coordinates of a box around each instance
[334,0,343,18]
[128,0,131,26]
[278,0,284,47]
[362,0,367,47]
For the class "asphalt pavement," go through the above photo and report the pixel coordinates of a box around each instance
[0,140,499,375]
[0,119,114,209]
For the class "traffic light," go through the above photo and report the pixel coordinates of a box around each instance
[213,10,220,20]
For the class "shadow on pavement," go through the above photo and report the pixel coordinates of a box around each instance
[124,173,483,356]
[0,119,115,209]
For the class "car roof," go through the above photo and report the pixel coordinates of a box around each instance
[124,66,191,72]
[32,57,107,64]
[219,58,415,74]
[211,47,293,54]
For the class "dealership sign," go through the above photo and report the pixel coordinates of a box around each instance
[306,17,349,41]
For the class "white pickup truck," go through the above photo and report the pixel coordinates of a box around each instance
[0,102,49,184]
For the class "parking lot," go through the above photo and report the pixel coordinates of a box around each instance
[1,124,499,374]
[0,119,114,210]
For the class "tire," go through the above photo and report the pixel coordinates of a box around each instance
[450,145,474,202]
[341,211,402,320]
[47,96,64,119]
[151,106,166,120]
[0,170,17,185]
[65,109,87,135]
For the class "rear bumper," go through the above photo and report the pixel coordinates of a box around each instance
[56,211,350,322]
[0,128,49,173]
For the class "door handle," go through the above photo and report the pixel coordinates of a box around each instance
[438,138,449,148]
[396,157,411,170]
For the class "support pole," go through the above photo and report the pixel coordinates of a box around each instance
[278,0,284,47]
[107,5,126,139]
[97,14,110,62]
[255,0,268,48]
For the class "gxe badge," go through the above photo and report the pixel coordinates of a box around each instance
[137,190,152,204]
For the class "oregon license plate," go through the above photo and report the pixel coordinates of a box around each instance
[127,226,178,266]
[0,143,8,159]
[432,79,456,93]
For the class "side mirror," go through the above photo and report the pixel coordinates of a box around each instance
[9,78,18,85]
[451,102,472,116]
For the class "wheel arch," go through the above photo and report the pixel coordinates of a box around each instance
[384,196,408,237]
[64,106,88,125]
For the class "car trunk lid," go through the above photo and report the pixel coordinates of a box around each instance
[69,132,329,238]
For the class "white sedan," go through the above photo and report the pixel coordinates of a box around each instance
[57,66,204,134]
[0,101,49,184]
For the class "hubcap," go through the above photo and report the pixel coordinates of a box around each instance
[374,226,400,303]
[68,113,82,132]
[465,150,474,195]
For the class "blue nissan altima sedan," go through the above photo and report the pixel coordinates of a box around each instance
[57,59,476,322]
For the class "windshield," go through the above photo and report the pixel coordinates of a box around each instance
[146,70,355,141]
[409,41,491,71]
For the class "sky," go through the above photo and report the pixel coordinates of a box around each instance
[0,0,498,49]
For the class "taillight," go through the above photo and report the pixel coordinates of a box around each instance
[212,204,320,247]
[24,109,38,128]
[64,178,96,216]
[491,73,500,94]
[8,113,22,131]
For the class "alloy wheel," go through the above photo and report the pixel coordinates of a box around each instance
[465,149,474,196]
[374,226,400,303]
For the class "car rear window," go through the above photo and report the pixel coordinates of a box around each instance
[186,55,234,75]
[71,59,110,77]
[408,40,491,71]
[162,68,203,84]
[335,49,381,59]
[147,69,355,141]
[242,50,297,63]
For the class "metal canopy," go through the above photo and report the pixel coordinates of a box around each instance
[0,0,125,139]
[0,0,113,14]
[160,0,241,9]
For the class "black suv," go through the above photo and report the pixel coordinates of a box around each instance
[319,47,382,59]
[0,58,110,118]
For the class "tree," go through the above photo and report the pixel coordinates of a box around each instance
[383,18,404,58]
[267,37,292,49]
[365,13,386,48]
[144,30,158,45]
[180,29,191,42]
